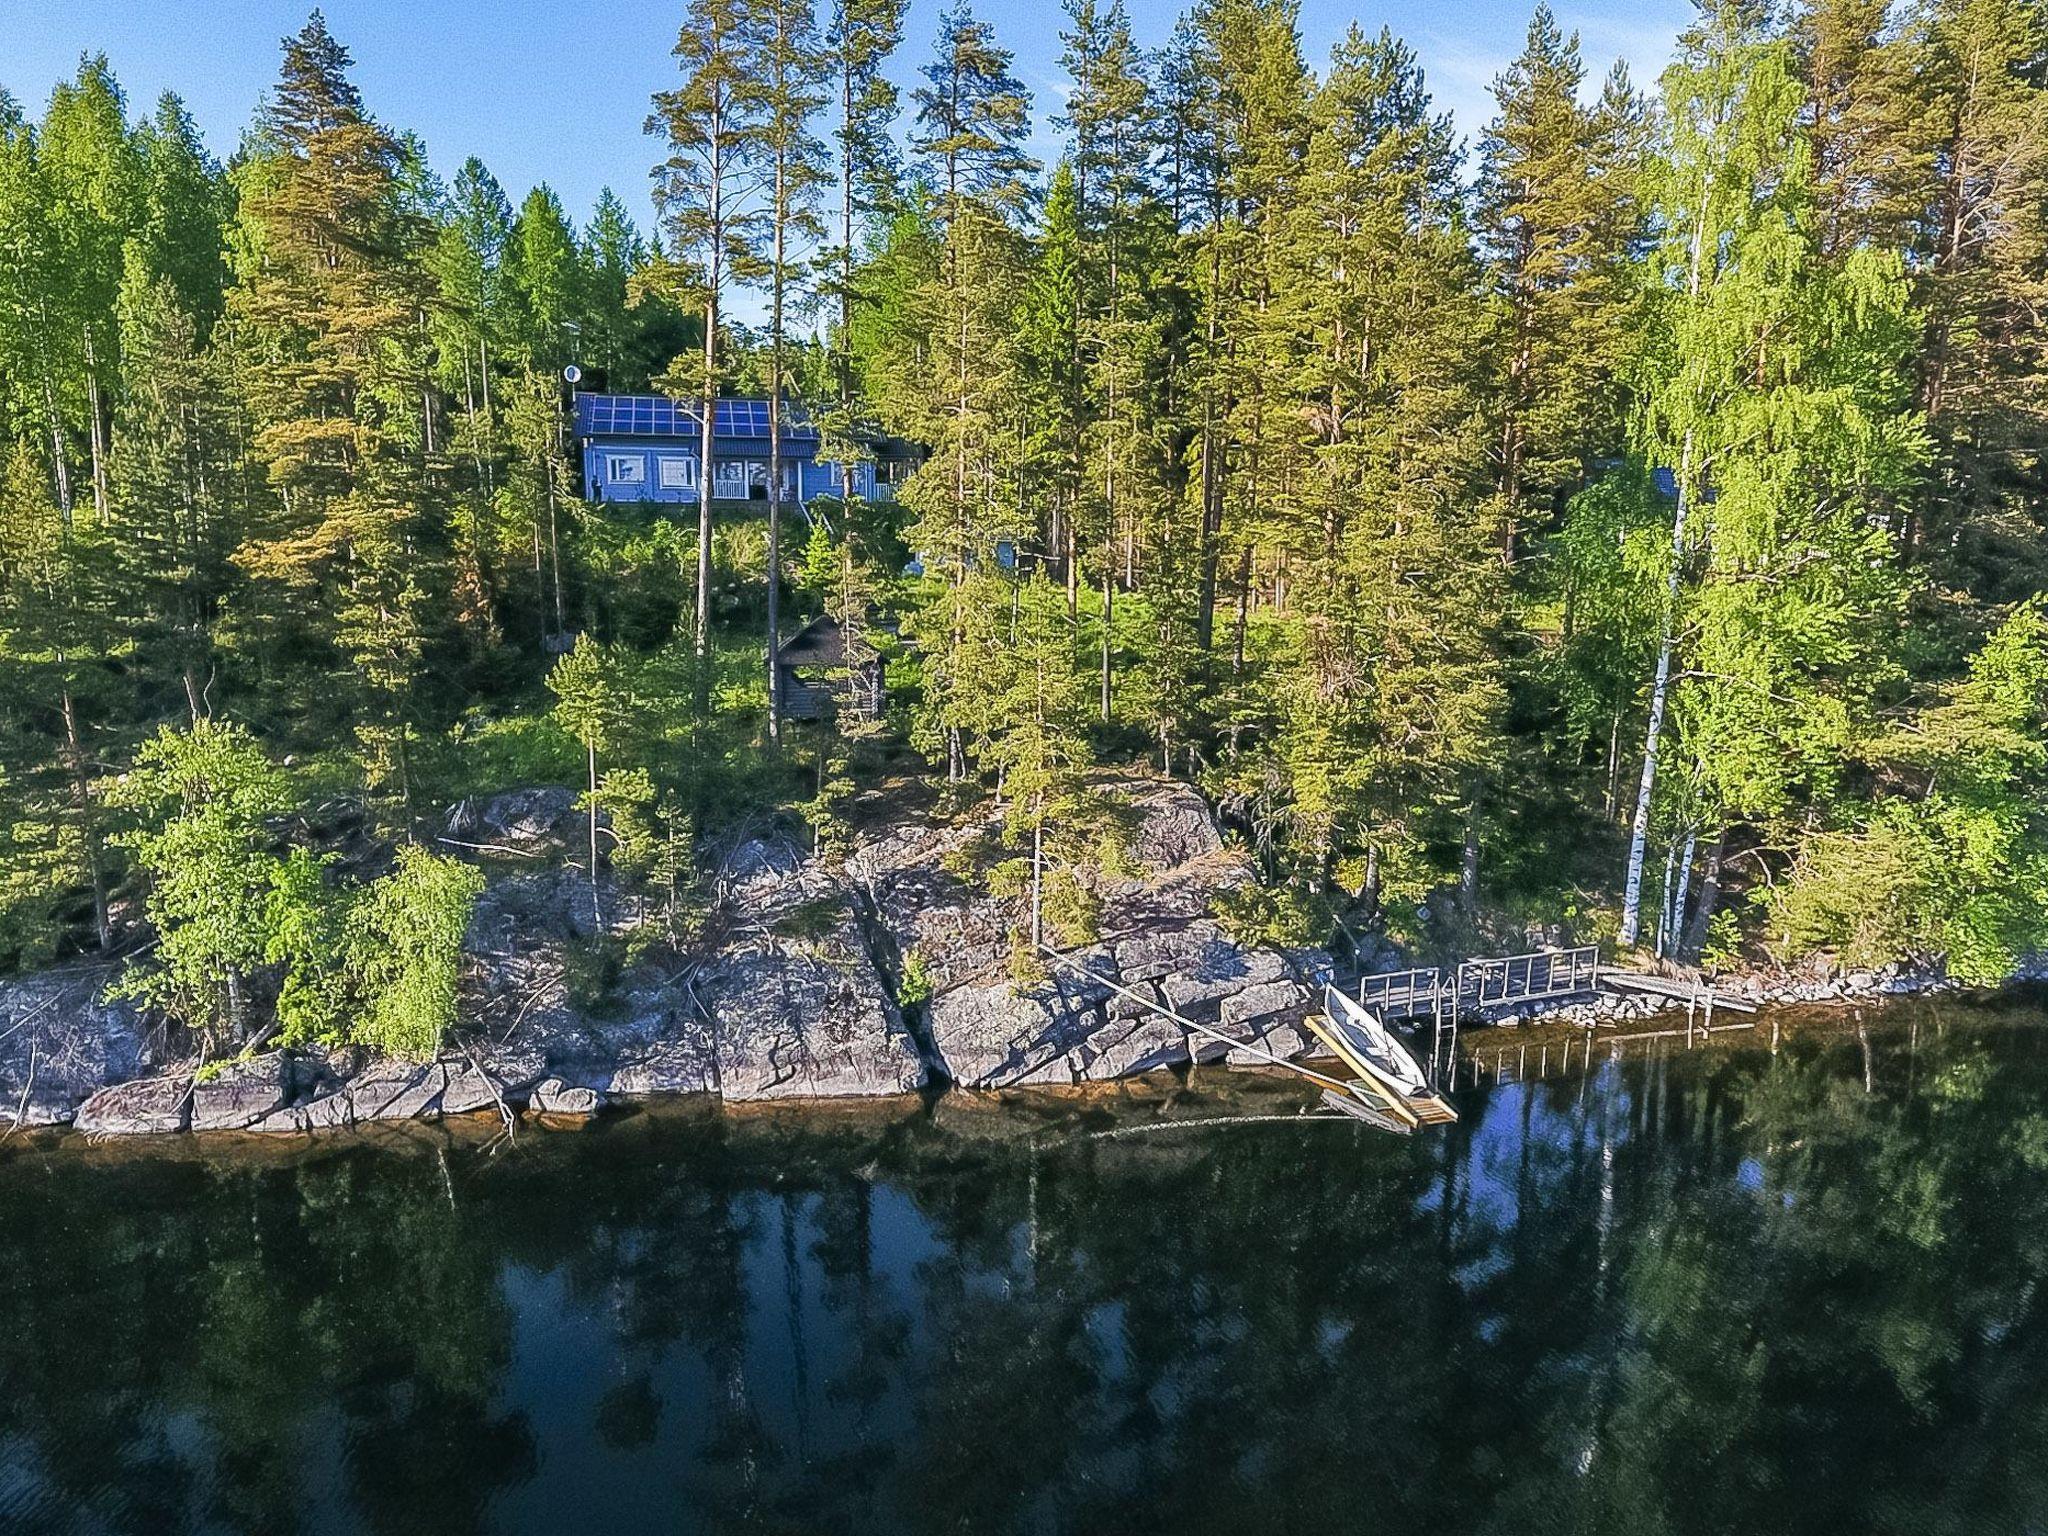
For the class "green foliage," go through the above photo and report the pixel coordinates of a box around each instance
[897,948,933,1006]
[108,722,481,1057]
[1213,879,1334,951]
[344,847,487,1060]
[2,1,2047,991]
[1773,603,2048,982]
[106,721,295,1043]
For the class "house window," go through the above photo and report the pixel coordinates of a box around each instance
[606,453,646,485]
[658,455,697,490]
[714,460,747,492]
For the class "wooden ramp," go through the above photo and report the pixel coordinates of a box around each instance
[1303,986,1458,1130]
[1601,970,1757,1013]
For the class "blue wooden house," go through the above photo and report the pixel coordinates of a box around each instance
[573,393,920,505]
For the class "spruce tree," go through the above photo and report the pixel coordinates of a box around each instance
[1476,6,1644,556]
[226,12,448,815]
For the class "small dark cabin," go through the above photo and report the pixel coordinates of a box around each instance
[775,614,885,722]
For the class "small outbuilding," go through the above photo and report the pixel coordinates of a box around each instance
[775,614,886,722]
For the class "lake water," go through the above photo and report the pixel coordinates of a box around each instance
[5,995,2048,1535]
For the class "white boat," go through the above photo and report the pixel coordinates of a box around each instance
[1320,985,1433,1096]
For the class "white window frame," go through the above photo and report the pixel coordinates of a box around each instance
[713,459,748,492]
[657,455,697,490]
[606,452,645,485]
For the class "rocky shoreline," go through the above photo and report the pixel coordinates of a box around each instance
[0,780,2028,1140]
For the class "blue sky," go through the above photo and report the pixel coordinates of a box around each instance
[0,0,1694,237]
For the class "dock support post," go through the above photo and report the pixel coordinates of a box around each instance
[1433,989,1445,1090]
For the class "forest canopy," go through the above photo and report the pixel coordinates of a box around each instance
[2,0,2046,1056]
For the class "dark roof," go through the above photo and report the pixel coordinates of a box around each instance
[775,613,882,667]
[574,393,820,444]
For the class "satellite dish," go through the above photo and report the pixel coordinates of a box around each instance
[562,364,584,385]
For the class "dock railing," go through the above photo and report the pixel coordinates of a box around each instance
[1457,946,1600,1009]
[1357,965,1444,1018]
[1353,944,1601,1021]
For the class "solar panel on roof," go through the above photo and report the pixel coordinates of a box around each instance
[574,393,824,444]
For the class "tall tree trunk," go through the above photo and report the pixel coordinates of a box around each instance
[1620,427,1694,946]
[1679,829,1725,961]
[587,741,602,928]
[60,683,110,951]
[1029,814,1044,952]
[767,173,788,747]
[697,257,721,714]
[1459,798,1481,910]
[1667,823,1697,956]
[1099,566,1113,723]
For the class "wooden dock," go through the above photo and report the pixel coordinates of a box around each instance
[1348,945,1602,1022]
[1600,970,1756,1013]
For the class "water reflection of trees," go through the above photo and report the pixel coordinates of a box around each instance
[3,1002,2047,1534]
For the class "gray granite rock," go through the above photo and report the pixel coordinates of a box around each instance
[439,1062,508,1117]
[1217,1015,1319,1068]
[1221,976,1310,1028]
[74,1074,191,1137]
[927,980,1088,1088]
[1070,1013,1189,1078]
[1127,780,1224,871]
[0,967,151,1128]
[697,902,926,1100]
[600,1037,718,1098]
[190,1053,292,1133]
[445,785,589,858]
[530,1077,602,1115]
[348,1060,449,1121]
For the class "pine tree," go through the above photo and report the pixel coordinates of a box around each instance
[984,572,1094,951]
[897,5,1039,780]
[823,0,908,407]
[1059,0,1170,721]
[550,634,639,923]
[1897,0,2048,604]
[110,248,240,721]
[578,187,652,384]
[0,94,82,514]
[0,442,113,949]
[132,93,229,339]
[507,185,582,375]
[1258,25,1507,908]
[751,0,831,743]
[911,4,1036,220]
[650,0,772,688]
[1795,0,1923,258]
